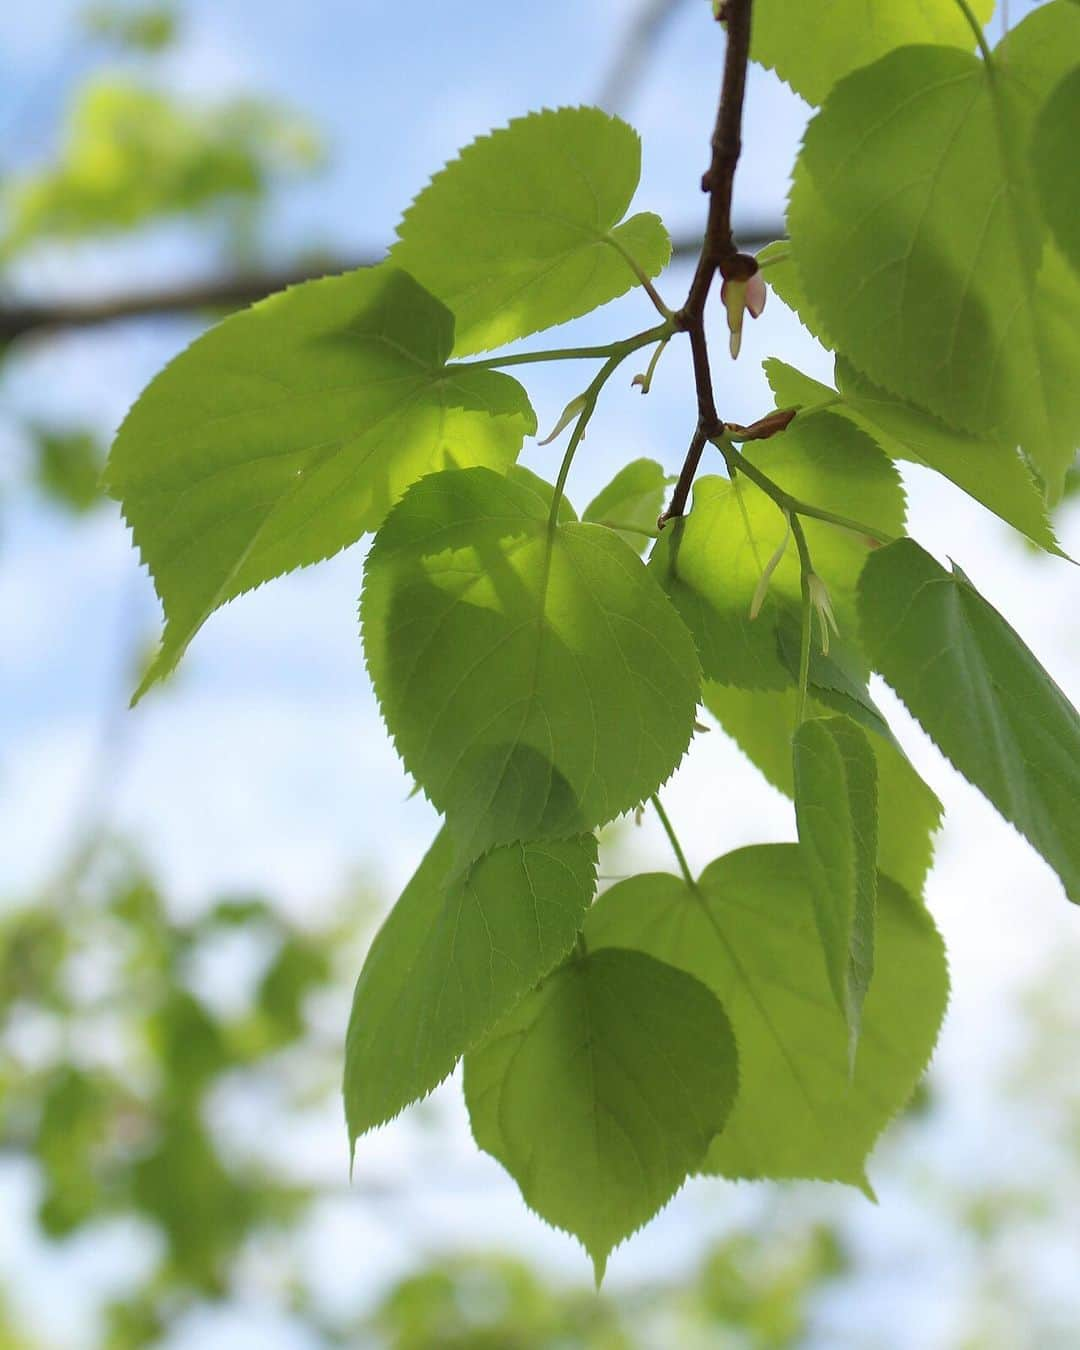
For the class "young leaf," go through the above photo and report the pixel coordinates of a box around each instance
[858,539,1080,904]
[585,846,948,1188]
[361,467,700,859]
[649,412,904,688]
[390,106,671,356]
[106,264,535,699]
[787,5,1080,498]
[1032,66,1080,278]
[703,680,942,899]
[463,946,737,1282]
[345,830,597,1145]
[582,457,669,555]
[793,715,878,1054]
[763,358,1061,555]
[748,0,994,105]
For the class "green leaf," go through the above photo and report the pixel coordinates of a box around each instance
[390,106,671,355]
[106,265,535,699]
[858,539,1080,904]
[1033,66,1080,278]
[345,830,597,1143]
[582,458,669,554]
[361,467,700,859]
[463,946,737,1282]
[763,358,1060,554]
[585,846,948,1188]
[793,715,877,1053]
[787,7,1080,499]
[649,412,904,689]
[703,681,942,898]
[748,0,994,105]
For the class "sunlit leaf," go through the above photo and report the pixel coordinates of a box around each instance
[345,830,597,1142]
[586,846,948,1188]
[582,458,669,554]
[391,106,670,355]
[464,946,737,1282]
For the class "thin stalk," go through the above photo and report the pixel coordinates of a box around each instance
[605,234,674,319]
[722,441,898,545]
[954,0,994,65]
[650,793,698,892]
[453,320,673,372]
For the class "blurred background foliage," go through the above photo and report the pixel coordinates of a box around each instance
[3,3,1080,1348]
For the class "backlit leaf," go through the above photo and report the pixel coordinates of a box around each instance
[345,830,597,1143]
[788,5,1080,498]
[649,413,904,688]
[586,846,948,1187]
[858,539,1080,903]
[1033,67,1080,277]
[391,106,670,355]
[106,265,535,699]
[748,0,993,105]
[361,467,700,859]
[464,946,737,1282]
[582,458,669,554]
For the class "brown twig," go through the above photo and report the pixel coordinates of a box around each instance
[0,222,784,347]
[660,0,755,526]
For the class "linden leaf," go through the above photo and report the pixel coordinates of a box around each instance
[345,829,597,1143]
[858,539,1080,903]
[391,106,671,355]
[106,265,535,699]
[361,467,700,859]
[464,946,737,1282]
[586,845,948,1188]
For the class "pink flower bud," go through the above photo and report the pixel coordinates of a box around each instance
[720,270,767,359]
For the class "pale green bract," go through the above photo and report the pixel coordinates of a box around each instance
[763,358,1060,555]
[344,829,597,1144]
[649,413,904,689]
[703,681,942,899]
[747,0,993,105]
[793,715,878,1057]
[106,264,535,699]
[361,467,701,860]
[787,6,1080,499]
[585,846,948,1189]
[858,540,1080,905]
[463,946,737,1283]
[582,458,670,555]
[390,106,671,356]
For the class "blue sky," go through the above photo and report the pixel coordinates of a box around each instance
[3,2,1080,1344]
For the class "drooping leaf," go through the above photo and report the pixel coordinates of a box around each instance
[787,5,1080,498]
[585,846,948,1188]
[107,265,535,699]
[703,681,941,898]
[345,830,597,1143]
[390,106,671,356]
[793,715,878,1052]
[361,467,700,860]
[858,539,1080,903]
[582,458,669,554]
[763,358,1060,554]
[747,0,994,105]
[649,412,904,689]
[1033,66,1080,279]
[464,946,737,1282]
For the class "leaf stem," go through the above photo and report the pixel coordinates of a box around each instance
[453,321,673,372]
[721,441,897,545]
[954,0,994,65]
[650,793,698,892]
[547,323,675,528]
[605,233,674,319]
[790,514,814,727]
